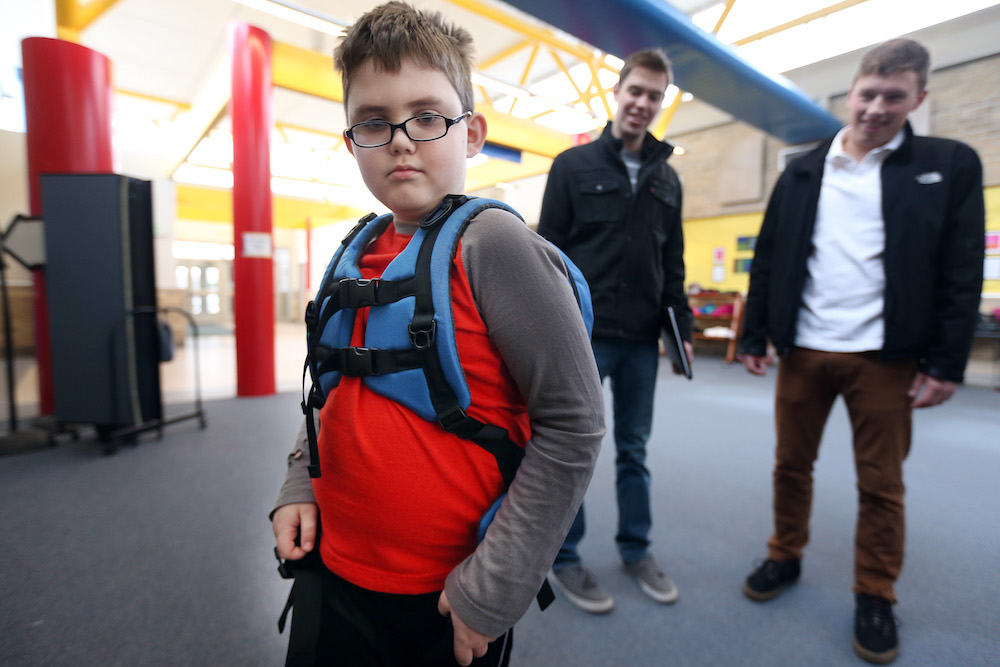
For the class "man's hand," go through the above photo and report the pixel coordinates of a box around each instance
[742,352,773,376]
[670,341,695,375]
[908,372,958,408]
[272,502,318,560]
[437,590,495,666]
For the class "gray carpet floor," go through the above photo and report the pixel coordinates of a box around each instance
[1,357,997,666]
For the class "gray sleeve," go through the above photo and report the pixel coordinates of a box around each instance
[270,415,318,520]
[443,207,605,637]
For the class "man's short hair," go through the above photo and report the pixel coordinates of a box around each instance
[617,48,673,88]
[854,38,930,91]
[334,1,475,115]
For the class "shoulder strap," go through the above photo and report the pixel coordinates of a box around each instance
[301,211,386,478]
[413,197,526,486]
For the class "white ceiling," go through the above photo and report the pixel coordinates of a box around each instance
[80,0,708,133]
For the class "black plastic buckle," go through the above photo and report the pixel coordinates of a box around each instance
[304,300,317,327]
[275,547,292,579]
[338,278,380,308]
[339,347,387,376]
[437,404,469,433]
[408,319,437,349]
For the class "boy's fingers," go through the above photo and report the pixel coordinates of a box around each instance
[274,522,300,559]
[298,510,317,552]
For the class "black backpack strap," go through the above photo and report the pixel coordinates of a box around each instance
[275,548,325,666]
[314,345,425,379]
[410,205,526,487]
[302,212,389,479]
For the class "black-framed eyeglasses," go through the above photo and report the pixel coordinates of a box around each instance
[345,112,472,148]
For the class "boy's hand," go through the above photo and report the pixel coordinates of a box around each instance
[908,371,957,408]
[437,590,494,666]
[272,502,318,560]
[742,352,773,376]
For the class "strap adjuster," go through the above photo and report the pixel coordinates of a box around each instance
[436,404,468,432]
[408,319,437,349]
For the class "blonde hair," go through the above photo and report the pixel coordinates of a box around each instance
[855,38,930,91]
[334,1,475,115]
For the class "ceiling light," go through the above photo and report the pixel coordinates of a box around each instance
[232,0,347,37]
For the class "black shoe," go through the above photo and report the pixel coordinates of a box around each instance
[853,594,898,664]
[742,557,801,602]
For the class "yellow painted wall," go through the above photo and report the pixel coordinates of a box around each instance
[683,184,1000,297]
[682,211,762,293]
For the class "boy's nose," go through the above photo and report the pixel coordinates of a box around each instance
[388,125,416,152]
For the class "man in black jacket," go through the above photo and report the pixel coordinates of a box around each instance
[739,39,984,665]
[538,48,693,614]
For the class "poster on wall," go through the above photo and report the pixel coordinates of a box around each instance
[986,231,999,254]
[242,232,272,259]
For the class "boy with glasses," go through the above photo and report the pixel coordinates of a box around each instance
[271,3,604,665]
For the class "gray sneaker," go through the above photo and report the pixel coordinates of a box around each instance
[548,565,615,614]
[624,555,679,604]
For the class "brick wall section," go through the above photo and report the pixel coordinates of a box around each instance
[929,54,1000,185]
[671,52,1000,220]
[669,122,782,219]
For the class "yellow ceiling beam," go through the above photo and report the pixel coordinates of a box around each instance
[55,0,121,35]
[176,184,366,229]
[272,41,344,101]
[479,39,533,70]
[733,0,871,46]
[712,0,739,34]
[466,152,553,193]
[478,106,572,158]
[442,0,599,63]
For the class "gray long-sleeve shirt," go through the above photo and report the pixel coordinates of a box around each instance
[273,206,605,637]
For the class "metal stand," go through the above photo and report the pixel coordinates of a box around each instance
[102,306,208,450]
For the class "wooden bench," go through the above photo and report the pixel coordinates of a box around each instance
[689,291,745,363]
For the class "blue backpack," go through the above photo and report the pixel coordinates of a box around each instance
[302,195,592,481]
[301,196,591,611]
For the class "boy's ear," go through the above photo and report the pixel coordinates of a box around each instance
[344,130,355,157]
[465,111,487,158]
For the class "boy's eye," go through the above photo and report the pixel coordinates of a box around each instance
[364,120,390,130]
[413,115,441,126]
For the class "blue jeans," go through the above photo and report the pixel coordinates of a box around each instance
[554,337,659,568]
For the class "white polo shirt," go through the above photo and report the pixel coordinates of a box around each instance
[794,127,905,353]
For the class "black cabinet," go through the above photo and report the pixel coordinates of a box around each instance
[40,174,161,431]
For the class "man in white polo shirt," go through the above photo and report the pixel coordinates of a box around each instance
[738,38,984,665]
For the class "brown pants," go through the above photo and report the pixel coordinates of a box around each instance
[768,348,916,603]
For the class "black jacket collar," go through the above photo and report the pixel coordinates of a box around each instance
[793,121,915,176]
[597,122,674,163]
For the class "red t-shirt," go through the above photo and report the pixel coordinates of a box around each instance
[313,224,531,594]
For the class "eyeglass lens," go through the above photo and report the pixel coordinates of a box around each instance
[352,115,449,147]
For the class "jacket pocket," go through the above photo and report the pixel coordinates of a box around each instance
[649,178,680,209]
[577,179,623,224]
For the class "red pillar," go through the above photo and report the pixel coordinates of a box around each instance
[229,23,275,396]
[22,38,114,415]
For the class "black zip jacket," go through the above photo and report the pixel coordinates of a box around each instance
[537,123,692,341]
[740,123,985,382]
